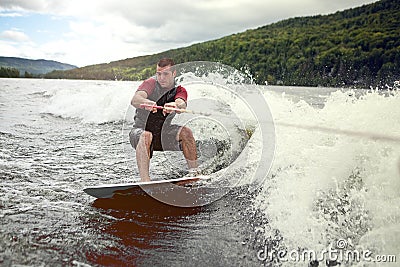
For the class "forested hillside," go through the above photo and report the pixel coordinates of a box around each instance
[0,57,76,77]
[45,0,399,88]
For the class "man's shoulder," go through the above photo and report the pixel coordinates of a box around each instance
[142,77,157,87]
[176,85,187,92]
[138,77,157,93]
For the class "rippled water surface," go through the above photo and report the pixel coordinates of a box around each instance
[1,78,399,266]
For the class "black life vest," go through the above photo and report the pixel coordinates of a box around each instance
[133,80,177,133]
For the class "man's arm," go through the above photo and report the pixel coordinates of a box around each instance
[131,91,157,112]
[163,98,187,115]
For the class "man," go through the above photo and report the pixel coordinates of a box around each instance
[129,58,198,181]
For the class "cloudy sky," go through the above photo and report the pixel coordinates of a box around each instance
[0,0,377,67]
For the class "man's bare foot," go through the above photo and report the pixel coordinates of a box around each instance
[141,177,151,182]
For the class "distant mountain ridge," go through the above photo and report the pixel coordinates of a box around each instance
[0,56,77,76]
[47,0,399,88]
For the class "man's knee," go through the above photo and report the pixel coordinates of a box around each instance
[179,126,194,141]
[139,131,153,146]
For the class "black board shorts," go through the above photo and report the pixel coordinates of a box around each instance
[129,124,183,158]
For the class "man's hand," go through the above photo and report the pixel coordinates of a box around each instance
[163,102,178,116]
[143,100,158,113]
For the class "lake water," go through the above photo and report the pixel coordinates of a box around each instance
[0,78,399,266]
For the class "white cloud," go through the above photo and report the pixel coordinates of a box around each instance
[0,30,30,42]
[0,42,21,55]
[0,12,23,17]
[0,39,41,60]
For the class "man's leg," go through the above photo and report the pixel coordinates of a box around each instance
[178,126,198,170]
[136,131,153,181]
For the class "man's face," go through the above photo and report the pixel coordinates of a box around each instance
[156,65,176,89]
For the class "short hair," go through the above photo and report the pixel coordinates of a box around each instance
[157,58,175,68]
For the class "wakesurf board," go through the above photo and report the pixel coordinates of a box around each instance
[83,176,209,199]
